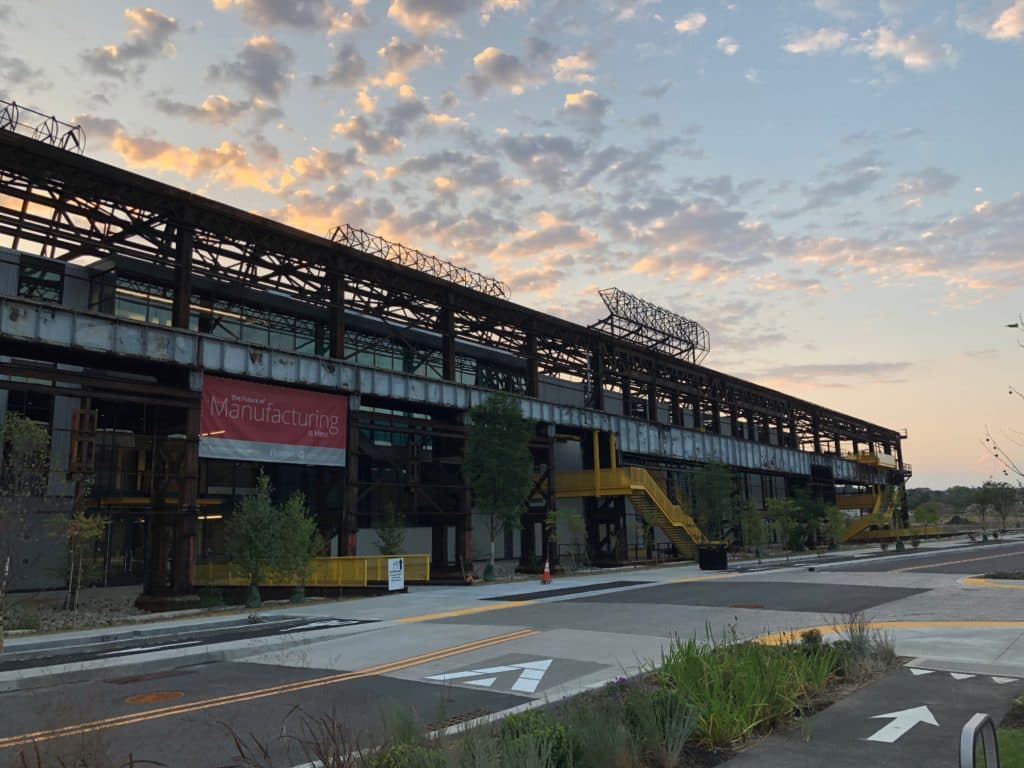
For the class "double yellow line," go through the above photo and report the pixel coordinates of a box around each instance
[0,628,537,751]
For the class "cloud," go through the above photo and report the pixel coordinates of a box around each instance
[212,0,342,28]
[674,12,707,34]
[375,36,444,88]
[960,1,1024,41]
[553,51,596,83]
[716,36,740,55]
[108,131,279,192]
[208,35,294,101]
[813,0,862,19]
[784,27,849,54]
[466,46,538,95]
[498,133,586,191]
[848,26,956,70]
[386,0,477,35]
[154,94,262,125]
[894,167,959,197]
[332,114,403,155]
[284,147,361,185]
[80,7,178,78]
[759,361,912,385]
[311,43,367,88]
[640,81,672,98]
[744,69,760,83]
[605,0,660,22]
[0,55,47,90]
[560,89,610,135]
[797,151,885,211]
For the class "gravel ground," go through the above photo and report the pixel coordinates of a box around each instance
[5,585,146,633]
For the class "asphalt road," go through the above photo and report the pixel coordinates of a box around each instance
[0,615,378,671]
[825,541,1024,574]
[2,539,1022,768]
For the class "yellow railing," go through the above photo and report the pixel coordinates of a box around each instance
[193,554,430,588]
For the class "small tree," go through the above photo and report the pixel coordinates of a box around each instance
[226,473,279,608]
[53,502,107,617]
[767,497,803,553]
[825,504,846,550]
[740,503,766,559]
[1,413,51,653]
[375,502,405,556]
[277,490,324,603]
[913,500,940,527]
[463,393,535,577]
[690,460,736,541]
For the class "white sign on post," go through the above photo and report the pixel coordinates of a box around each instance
[388,557,405,591]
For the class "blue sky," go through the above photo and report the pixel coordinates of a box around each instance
[2,0,1023,488]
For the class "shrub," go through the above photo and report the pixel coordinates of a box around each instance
[622,686,694,768]
[499,710,576,768]
[879,540,890,551]
[367,743,447,768]
[650,634,838,747]
[559,696,638,768]
[800,628,823,648]
[910,537,921,549]
[197,588,224,608]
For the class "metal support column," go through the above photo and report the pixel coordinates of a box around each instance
[329,262,346,359]
[172,212,194,330]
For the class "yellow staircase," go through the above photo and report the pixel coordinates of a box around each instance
[555,466,708,558]
[841,485,900,542]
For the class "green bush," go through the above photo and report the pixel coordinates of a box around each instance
[499,710,576,768]
[650,635,838,747]
[559,695,638,768]
[367,743,447,768]
[197,587,224,608]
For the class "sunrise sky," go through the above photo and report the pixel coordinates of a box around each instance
[2,0,1022,489]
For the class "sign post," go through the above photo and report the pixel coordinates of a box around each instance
[388,557,405,592]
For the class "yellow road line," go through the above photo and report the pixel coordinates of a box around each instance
[963,576,1024,590]
[891,547,1024,573]
[0,628,537,751]
[400,601,534,623]
[670,573,739,584]
[757,620,1024,646]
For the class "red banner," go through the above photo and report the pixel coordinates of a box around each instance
[199,376,347,466]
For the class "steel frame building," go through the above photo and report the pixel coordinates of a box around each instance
[0,125,909,596]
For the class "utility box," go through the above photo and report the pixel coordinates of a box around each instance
[697,544,728,571]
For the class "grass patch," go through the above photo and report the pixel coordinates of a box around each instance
[985,571,1024,580]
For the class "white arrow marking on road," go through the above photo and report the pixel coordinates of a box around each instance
[866,705,939,743]
[993,677,1019,684]
[909,668,934,676]
[950,673,976,680]
[426,659,554,693]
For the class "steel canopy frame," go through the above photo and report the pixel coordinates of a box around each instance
[0,129,906,466]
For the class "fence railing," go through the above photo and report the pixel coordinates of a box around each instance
[193,554,430,589]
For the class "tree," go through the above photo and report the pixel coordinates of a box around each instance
[463,393,535,575]
[979,480,1015,532]
[277,490,324,603]
[766,497,803,553]
[739,503,766,558]
[689,460,736,541]
[52,502,107,617]
[0,413,51,653]
[375,502,405,556]
[913,500,940,527]
[226,473,280,607]
[825,504,846,550]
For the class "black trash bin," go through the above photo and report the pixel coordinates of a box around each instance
[697,543,728,571]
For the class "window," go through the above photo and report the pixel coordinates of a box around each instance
[18,262,63,302]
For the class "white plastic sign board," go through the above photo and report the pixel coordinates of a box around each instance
[388,557,405,591]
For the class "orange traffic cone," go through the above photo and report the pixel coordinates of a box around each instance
[541,559,552,585]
